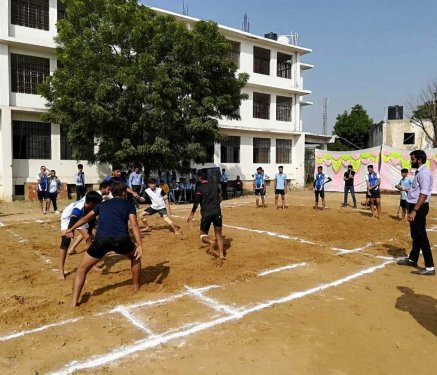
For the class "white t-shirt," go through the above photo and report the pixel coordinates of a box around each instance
[60,198,88,231]
[144,187,167,210]
[49,179,58,193]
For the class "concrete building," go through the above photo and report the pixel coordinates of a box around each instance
[368,119,434,150]
[0,1,330,201]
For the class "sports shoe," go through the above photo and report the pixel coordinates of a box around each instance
[397,258,418,267]
[341,204,347,208]
[353,205,357,209]
[55,210,61,214]
[411,268,435,276]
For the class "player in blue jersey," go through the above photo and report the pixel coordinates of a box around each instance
[395,168,412,220]
[366,164,381,218]
[253,167,266,208]
[274,166,288,210]
[313,166,332,210]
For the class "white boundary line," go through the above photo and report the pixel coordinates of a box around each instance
[50,261,394,375]
[258,262,307,276]
[184,286,241,316]
[0,317,82,342]
[114,307,156,337]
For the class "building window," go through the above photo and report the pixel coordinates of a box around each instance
[61,126,94,160]
[277,53,292,79]
[228,41,240,68]
[253,92,270,119]
[276,96,292,122]
[57,0,66,22]
[253,46,270,75]
[11,0,49,31]
[221,136,240,163]
[13,120,51,159]
[276,139,292,164]
[60,126,74,160]
[205,142,215,163]
[403,133,415,145]
[253,137,270,163]
[11,54,50,94]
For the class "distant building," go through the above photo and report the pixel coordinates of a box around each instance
[368,119,434,150]
[0,2,330,201]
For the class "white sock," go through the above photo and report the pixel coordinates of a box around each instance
[426,267,434,271]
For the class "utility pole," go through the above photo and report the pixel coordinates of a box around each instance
[322,97,328,135]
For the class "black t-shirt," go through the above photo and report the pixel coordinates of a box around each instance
[344,171,355,187]
[193,181,221,216]
[93,198,136,238]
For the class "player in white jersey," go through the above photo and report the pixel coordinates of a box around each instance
[58,191,102,280]
[140,178,179,234]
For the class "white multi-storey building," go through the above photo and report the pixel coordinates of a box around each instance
[0,1,330,201]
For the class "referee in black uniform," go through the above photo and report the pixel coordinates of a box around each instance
[187,171,225,260]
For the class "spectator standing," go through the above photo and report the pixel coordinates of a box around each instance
[74,164,86,201]
[128,166,144,208]
[342,165,357,208]
[47,169,61,213]
[220,168,229,200]
[397,150,435,275]
[37,165,50,214]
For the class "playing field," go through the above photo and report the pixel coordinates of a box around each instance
[1,191,437,375]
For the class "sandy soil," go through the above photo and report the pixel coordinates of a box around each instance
[1,190,437,374]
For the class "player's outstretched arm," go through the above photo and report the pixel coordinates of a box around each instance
[65,211,96,236]
[129,213,143,260]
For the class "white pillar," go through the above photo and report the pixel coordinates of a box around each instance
[293,133,305,187]
[0,0,9,37]
[0,44,10,107]
[0,108,14,201]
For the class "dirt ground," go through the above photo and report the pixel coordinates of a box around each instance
[1,190,437,375]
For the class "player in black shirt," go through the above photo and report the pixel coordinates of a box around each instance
[187,172,225,260]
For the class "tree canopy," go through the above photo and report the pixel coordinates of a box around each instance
[39,0,248,174]
[409,80,437,147]
[328,104,373,151]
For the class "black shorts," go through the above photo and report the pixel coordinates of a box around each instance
[144,207,167,217]
[255,188,265,197]
[369,189,381,199]
[200,213,223,233]
[275,189,285,196]
[37,190,49,200]
[315,190,325,200]
[87,237,135,259]
[400,199,407,209]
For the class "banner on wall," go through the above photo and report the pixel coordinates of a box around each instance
[315,145,437,193]
[314,147,381,192]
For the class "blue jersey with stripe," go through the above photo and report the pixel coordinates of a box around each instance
[314,173,326,191]
[367,172,380,190]
[254,173,264,189]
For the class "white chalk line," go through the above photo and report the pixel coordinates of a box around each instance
[115,306,156,337]
[50,261,394,375]
[5,228,52,265]
[0,317,82,342]
[184,286,241,316]
[258,262,307,276]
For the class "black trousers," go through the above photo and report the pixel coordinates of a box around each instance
[49,192,58,211]
[131,185,142,207]
[76,185,86,201]
[408,203,434,268]
[221,183,228,200]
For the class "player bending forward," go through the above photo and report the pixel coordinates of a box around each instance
[65,181,143,306]
[140,178,179,234]
[187,172,225,260]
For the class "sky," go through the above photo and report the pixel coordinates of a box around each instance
[141,0,437,135]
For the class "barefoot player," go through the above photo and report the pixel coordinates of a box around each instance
[65,181,143,306]
[187,172,225,259]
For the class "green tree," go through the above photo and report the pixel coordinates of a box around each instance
[39,0,248,176]
[328,104,373,151]
[409,80,437,147]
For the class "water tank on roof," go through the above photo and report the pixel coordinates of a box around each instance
[387,105,403,120]
[264,32,278,41]
[277,35,290,44]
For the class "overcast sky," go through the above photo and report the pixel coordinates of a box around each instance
[141,0,437,134]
